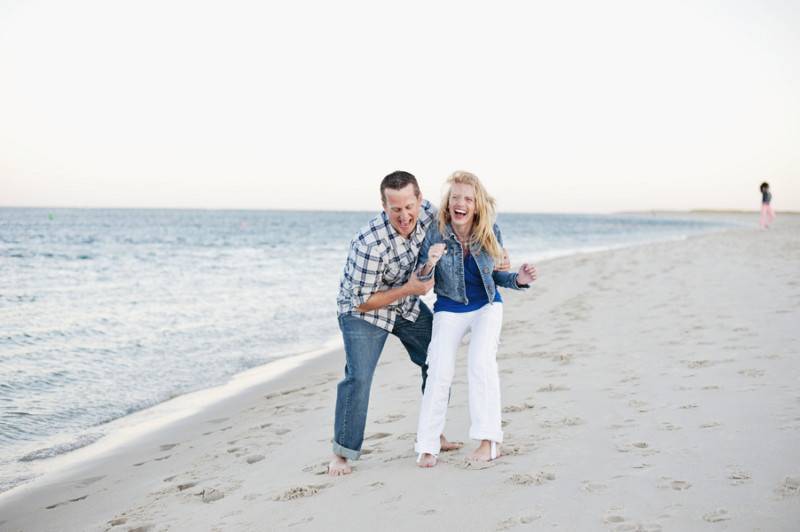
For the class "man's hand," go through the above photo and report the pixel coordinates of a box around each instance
[405,270,434,296]
[494,248,510,271]
[516,263,537,285]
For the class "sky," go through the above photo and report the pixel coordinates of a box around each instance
[0,0,798,213]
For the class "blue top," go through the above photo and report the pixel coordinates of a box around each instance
[434,252,502,313]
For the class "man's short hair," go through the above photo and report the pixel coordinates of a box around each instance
[381,171,420,203]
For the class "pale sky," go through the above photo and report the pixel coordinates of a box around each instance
[1,0,798,213]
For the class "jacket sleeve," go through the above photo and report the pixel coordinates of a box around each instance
[491,223,529,290]
[416,226,434,281]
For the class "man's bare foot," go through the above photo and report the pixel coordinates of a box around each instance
[440,434,463,452]
[468,440,500,461]
[328,454,352,476]
[417,453,437,468]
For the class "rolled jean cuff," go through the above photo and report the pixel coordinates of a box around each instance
[332,440,361,460]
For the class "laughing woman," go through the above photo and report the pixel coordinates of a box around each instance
[415,171,537,467]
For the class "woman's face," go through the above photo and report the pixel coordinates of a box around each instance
[448,182,476,233]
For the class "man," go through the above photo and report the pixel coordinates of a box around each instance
[329,171,507,476]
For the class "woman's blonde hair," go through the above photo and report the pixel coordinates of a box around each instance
[438,170,503,261]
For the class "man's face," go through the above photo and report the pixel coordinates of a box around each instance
[383,184,422,238]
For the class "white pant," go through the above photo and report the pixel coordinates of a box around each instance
[415,303,504,455]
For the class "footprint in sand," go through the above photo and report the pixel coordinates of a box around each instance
[457,459,498,471]
[364,432,392,441]
[274,428,291,435]
[681,360,714,369]
[159,443,179,451]
[74,475,105,488]
[612,522,662,531]
[727,470,751,485]
[776,476,800,497]
[738,368,765,378]
[177,482,198,491]
[502,402,535,413]
[375,414,405,424]
[702,509,730,522]
[246,454,265,464]
[507,472,555,486]
[617,442,656,455]
[207,417,230,424]
[45,494,88,510]
[581,481,608,493]
[274,484,332,501]
[537,384,569,392]
[699,421,722,429]
[108,517,128,527]
[301,461,329,475]
[554,353,573,365]
[200,488,225,503]
[496,514,541,530]
[658,478,691,491]
[264,386,307,400]
[382,452,415,463]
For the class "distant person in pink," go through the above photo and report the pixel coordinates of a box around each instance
[759,182,775,229]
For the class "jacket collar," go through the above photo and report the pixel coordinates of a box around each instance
[444,223,482,255]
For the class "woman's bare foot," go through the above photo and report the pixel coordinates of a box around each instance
[440,434,463,452]
[328,454,352,476]
[468,440,500,461]
[417,453,437,468]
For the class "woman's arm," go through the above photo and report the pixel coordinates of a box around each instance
[417,226,445,280]
[491,223,536,289]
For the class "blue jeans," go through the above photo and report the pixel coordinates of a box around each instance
[332,303,432,460]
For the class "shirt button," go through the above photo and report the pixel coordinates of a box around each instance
[483,267,489,274]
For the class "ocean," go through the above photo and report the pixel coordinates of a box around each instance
[0,207,736,492]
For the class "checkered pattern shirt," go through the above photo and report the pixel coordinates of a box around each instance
[336,200,436,331]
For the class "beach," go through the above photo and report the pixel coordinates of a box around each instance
[1,215,798,531]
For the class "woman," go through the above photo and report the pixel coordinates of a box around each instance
[414,171,537,467]
[759,182,775,229]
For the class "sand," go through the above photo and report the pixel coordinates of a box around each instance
[1,215,798,531]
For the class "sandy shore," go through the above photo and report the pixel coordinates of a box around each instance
[1,215,798,531]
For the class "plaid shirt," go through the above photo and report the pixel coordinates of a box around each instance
[336,200,436,331]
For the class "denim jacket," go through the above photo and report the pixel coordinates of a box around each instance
[418,222,528,305]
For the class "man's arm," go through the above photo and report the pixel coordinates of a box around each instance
[356,271,433,312]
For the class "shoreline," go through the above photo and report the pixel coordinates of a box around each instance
[0,339,344,500]
[0,215,745,499]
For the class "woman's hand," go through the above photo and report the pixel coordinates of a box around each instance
[516,263,537,285]
[427,243,447,268]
